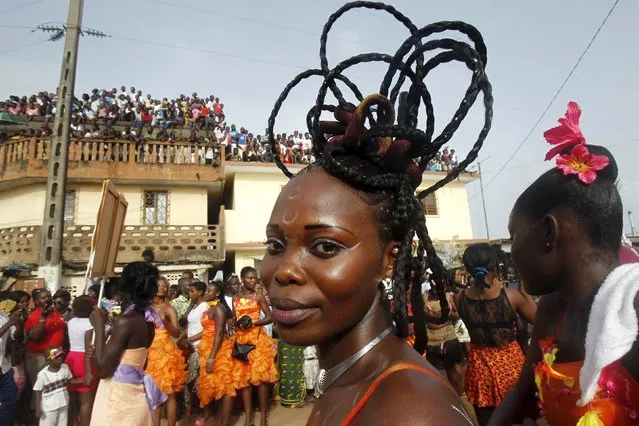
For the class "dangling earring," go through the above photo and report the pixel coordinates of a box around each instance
[380,278,394,300]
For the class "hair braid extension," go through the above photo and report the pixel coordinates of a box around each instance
[266,1,493,352]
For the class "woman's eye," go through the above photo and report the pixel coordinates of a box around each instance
[265,238,284,254]
[312,240,344,257]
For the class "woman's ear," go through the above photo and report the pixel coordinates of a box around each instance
[382,242,401,279]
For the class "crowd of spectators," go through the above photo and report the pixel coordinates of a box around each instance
[0,86,459,171]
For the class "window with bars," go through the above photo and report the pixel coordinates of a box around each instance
[422,192,439,216]
[64,190,76,222]
[143,191,168,225]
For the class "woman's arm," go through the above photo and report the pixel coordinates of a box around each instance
[163,306,181,339]
[253,294,272,327]
[506,287,537,325]
[27,309,51,341]
[206,306,227,372]
[83,329,95,386]
[91,309,131,378]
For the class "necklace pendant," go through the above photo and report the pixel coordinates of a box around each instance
[315,369,326,398]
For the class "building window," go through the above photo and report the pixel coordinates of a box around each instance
[143,191,168,225]
[422,193,439,216]
[64,190,76,222]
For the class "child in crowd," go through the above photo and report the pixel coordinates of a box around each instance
[33,347,83,426]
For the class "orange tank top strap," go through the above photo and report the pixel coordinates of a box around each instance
[340,363,458,426]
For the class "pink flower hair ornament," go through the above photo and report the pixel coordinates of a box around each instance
[544,101,586,161]
[555,144,609,184]
[544,101,609,184]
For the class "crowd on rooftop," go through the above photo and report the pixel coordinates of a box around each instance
[0,87,460,170]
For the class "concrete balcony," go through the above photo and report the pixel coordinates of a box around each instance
[0,137,224,190]
[0,224,224,268]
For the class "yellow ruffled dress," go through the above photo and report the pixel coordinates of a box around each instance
[197,301,238,407]
[145,325,188,396]
[233,295,279,387]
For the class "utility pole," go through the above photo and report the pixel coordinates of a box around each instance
[629,211,636,237]
[38,0,84,291]
[477,157,491,240]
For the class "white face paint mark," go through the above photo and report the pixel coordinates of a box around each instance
[282,185,301,225]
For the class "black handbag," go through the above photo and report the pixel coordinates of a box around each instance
[232,325,261,362]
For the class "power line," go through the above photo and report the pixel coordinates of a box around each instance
[0,40,47,55]
[0,0,47,13]
[476,0,620,194]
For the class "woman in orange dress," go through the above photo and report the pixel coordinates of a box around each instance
[234,267,278,426]
[197,281,236,426]
[145,276,187,426]
[490,103,639,425]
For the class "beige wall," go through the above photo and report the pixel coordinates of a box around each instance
[224,168,476,272]
[234,248,266,276]
[0,184,47,227]
[0,183,208,228]
[225,172,289,245]
[417,180,474,240]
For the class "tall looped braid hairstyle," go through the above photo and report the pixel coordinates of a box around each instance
[266,1,493,354]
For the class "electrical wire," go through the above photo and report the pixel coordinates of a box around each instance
[0,40,47,55]
[475,0,620,194]
[0,0,47,13]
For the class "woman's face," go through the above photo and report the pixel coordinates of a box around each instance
[188,286,203,302]
[54,297,69,313]
[242,271,258,292]
[261,169,396,347]
[36,290,51,310]
[228,277,240,295]
[205,284,219,302]
[156,279,169,297]
[454,269,464,286]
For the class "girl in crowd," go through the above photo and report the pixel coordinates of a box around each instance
[145,276,187,426]
[424,282,471,416]
[455,244,537,426]
[197,281,236,426]
[90,261,166,425]
[24,289,66,401]
[224,274,240,309]
[66,296,97,426]
[490,103,639,425]
[260,2,493,423]
[178,280,208,417]
[234,266,277,426]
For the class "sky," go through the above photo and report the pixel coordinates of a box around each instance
[2,0,638,240]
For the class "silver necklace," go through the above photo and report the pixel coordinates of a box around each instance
[315,326,393,398]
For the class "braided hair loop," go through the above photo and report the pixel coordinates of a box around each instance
[267,2,493,354]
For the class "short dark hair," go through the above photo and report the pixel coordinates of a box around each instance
[53,290,71,303]
[240,266,257,279]
[513,145,622,255]
[72,296,95,318]
[189,280,207,295]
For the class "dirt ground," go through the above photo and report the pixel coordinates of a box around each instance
[162,404,313,426]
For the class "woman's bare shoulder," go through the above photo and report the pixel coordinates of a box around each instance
[357,363,473,425]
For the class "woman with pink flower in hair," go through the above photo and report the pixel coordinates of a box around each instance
[489,102,639,426]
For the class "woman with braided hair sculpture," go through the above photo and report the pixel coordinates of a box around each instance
[488,102,639,426]
[259,2,493,424]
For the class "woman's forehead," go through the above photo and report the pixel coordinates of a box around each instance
[273,170,376,229]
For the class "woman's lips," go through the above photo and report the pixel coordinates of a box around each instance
[272,307,319,326]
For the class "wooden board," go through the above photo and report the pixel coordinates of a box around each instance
[89,180,128,277]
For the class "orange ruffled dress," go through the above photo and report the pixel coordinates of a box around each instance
[233,295,278,387]
[197,301,238,407]
[535,317,639,425]
[145,325,187,396]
